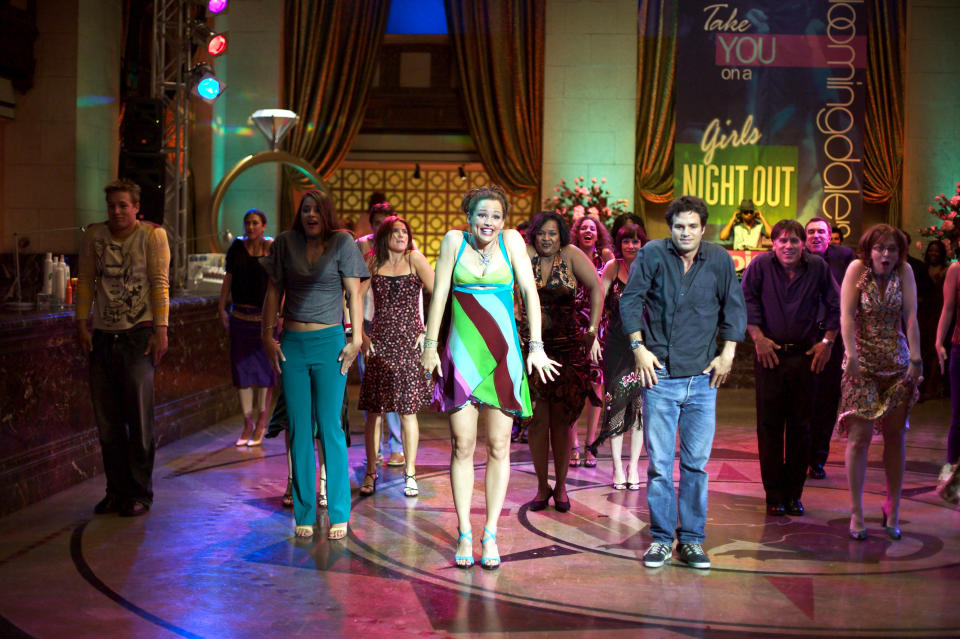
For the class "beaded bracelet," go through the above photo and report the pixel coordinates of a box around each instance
[424,338,439,349]
[528,340,545,353]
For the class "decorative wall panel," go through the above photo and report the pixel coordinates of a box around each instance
[327,165,533,262]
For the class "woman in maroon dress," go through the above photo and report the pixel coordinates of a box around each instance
[357,215,435,498]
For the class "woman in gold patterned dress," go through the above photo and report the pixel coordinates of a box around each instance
[837,224,921,541]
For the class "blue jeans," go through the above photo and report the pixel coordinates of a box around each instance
[642,374,716,545]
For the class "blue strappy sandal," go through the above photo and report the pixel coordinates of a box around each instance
[480,526,500,570]
[455,529,474,568]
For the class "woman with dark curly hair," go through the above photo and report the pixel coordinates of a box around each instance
[523,211,603,513]
[838,224,921,541]
[261,190,368,540]
[569,214,613,467]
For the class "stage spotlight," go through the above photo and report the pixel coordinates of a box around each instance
[413,163,421,180]
[458,165,466,181]
[207,0,228,13]
[189,63,223,101]
[192,21,228,57]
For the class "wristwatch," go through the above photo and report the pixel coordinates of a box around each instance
[630,339,643,351]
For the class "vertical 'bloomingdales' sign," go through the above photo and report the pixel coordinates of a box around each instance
[673,0,865,240]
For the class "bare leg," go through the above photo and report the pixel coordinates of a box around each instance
[247,386,269,445]
[482,408,513,566]
[401,413,419,495]
[584,382,603,465]
[880,402,910,528]
[450,404,479,565]
[527,401,552,501]
[361,412,381,494]
[845,417,874,532]
[610,434,626,486]
[550,403,572,503]
[237,387,255,445]
[626,422,644,486]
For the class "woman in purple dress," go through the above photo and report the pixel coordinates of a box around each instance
[218,209,276,446]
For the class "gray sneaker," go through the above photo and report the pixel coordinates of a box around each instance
[677,543,711,569]
[642,542,673,568]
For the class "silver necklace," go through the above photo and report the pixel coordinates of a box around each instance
[473,237,495,268]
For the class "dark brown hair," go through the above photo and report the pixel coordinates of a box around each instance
[613,223,646,258]
[571,215,612,255]
[461,185,509,219]
[857,223,907,265]
[291,190,339,241]
[244,208,267,225]
[771,219,805,242]
[370,215,413,272]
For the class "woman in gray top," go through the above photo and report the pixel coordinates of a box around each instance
[261,190,369,539]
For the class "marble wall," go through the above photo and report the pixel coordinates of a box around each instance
[0,297,239,516]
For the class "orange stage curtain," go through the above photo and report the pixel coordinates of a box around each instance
[864,0,906,227]
[444,0,544,198]
[279,0,391,229]
[635,0,677,209]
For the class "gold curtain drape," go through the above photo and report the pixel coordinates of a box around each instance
[863,0,905,227]
[635,0,676,210]
[279,0,391,229]
[444,0,544,197]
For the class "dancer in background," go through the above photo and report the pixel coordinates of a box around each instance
[523,211,602,512]
[588,223,647,491]
[218,209,275,447]
[804,217,854,480]
[421,185,558,570]
[358,215,434,498]
[935,258,960,504]
[569,214,612,468]
[261,190,368,539]
[838,225,921,540]
[357,197,409,467]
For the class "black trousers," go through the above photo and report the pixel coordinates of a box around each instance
[809,340,844,467]
[90,327,157,505]
[754,350,814,504]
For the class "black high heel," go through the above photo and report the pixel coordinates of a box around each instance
[881,506,901,540]
[359,471,378,497]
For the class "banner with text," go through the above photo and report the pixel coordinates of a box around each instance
[674,1,866,241]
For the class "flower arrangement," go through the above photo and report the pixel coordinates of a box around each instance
[545,176,630,230]
[918,182,960,256]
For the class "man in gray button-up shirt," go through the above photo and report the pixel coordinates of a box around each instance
[619,195,746,570]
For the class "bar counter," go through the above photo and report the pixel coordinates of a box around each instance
[0,296,238,516]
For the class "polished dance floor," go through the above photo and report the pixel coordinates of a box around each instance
[1,388,959,638]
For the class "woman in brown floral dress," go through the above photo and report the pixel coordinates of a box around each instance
[838,224,921,541]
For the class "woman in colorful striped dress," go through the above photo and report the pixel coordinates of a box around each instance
[421,185,559,570]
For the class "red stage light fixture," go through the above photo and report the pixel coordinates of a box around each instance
[207,33,227,56]
[192,21,228,57]
[208,0,228,13]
